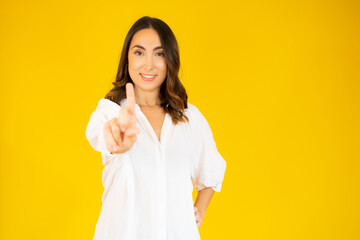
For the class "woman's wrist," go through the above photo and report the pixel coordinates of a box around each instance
[194,204,206,218]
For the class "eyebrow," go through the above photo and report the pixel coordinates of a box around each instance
[132,45,163,51]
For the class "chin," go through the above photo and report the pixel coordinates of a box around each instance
[133,78,165,91]
[133,82,163,92]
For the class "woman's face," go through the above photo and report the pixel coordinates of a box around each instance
[128,28,167,95]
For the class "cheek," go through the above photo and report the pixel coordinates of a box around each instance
[128,53,144,68]
[129,58,142,70]
[156,61,167,74]
[128,58,139,79]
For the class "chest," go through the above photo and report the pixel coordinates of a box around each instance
[139,106,166,141]
[130,117,191,176]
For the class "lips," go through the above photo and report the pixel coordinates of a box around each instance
[140,73,157,81]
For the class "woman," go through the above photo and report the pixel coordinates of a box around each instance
[86,16,226,240]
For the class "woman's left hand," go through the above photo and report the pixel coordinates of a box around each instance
[194,206,204,227]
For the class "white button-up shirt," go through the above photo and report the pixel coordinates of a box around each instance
[86,98,226,240]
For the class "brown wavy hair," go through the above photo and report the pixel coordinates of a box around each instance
[105,16,188,124]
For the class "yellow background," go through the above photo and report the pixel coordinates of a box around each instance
[1,0,359,239]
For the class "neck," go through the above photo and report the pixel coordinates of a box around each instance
[134,86,161,107]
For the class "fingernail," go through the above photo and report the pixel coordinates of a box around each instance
[113,146,118,151]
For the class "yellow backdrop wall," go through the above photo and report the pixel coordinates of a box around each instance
[0,0,359,239]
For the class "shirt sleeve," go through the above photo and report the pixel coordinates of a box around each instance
[85,99,129,166]
[189,105,227,192]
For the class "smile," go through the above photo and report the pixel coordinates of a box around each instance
[140,73,157,81]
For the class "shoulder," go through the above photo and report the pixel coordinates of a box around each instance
[184,103,216,142]
[184,103,202,121]
[94,98,121,112]
[89,98,121,120]
[96,98,120,109]
[184,103,210,128]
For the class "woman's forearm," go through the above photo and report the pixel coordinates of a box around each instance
[194,187,215,218]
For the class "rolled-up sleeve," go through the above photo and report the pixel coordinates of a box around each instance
[189,106,226,192]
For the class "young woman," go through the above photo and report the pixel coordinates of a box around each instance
[86,16,226,240]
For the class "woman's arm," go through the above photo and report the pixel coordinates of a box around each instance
[194,187,215,227]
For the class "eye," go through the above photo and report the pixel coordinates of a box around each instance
[156,52,165,57]
[134,51,143,56]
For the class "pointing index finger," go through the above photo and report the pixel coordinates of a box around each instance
[126,83,135,114]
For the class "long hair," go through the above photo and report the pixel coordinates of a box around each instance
[105,16,188,124]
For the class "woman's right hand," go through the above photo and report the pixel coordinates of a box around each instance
[103,83,140,154]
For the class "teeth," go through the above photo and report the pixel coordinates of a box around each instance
[141,73,155,78]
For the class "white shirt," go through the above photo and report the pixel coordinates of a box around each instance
[86,98,226,240]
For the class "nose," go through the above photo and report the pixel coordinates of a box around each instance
[144,54,154,70]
